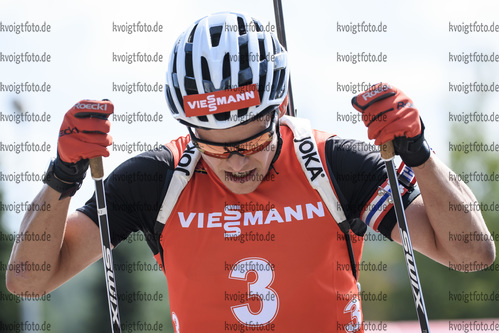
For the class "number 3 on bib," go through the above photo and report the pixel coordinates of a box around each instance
[343,296,363,333]
[228,257,280,326]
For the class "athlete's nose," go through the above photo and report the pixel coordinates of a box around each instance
[225,152,249,172]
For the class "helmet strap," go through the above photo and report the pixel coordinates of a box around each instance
[267,118,283,175]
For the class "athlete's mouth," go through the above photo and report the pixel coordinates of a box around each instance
[225,169,257,183]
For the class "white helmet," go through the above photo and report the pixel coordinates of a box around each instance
[165,12,289,129]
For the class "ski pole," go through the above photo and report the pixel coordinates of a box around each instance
[273,0,295,117]
[381,142,431,333]
[90,157,122,333]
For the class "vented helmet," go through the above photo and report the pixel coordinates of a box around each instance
[165,12,289,129]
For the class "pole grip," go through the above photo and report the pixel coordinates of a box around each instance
[89,157,104,179]
[381,141,395,160]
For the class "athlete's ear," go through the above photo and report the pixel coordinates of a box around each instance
[278,95,288,118]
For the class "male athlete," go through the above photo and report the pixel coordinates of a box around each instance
[7,12,495,333]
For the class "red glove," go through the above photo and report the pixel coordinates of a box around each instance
[43,100,114,199]
[351,83,430,167]
[58,100,113,163]
[351,83,421,146]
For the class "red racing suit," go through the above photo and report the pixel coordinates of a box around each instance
[154,125,365,333]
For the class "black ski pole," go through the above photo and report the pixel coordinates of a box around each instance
[273,0,295,117]
[381,142,431,333]
[90,157,122,333]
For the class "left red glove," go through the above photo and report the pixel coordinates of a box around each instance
[351,83,421,146]
[351,83,431,167]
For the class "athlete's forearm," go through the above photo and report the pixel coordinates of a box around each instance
[412,154,496,268]
[6,185,70,295]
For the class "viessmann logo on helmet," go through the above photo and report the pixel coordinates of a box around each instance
[183,84,260,117]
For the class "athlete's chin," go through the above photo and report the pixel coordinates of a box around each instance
[222,175,264,194]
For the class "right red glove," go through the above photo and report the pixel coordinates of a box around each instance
[58,100,114,163]
[42,100,114,199]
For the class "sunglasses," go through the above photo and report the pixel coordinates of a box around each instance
[188,111,278,159]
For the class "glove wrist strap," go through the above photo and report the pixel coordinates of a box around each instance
[394,133,431,167]
[42,159,82,200]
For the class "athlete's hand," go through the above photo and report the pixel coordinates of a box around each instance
[56,100,113,183]
[58,100,113,163]
[351,83,430,167]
